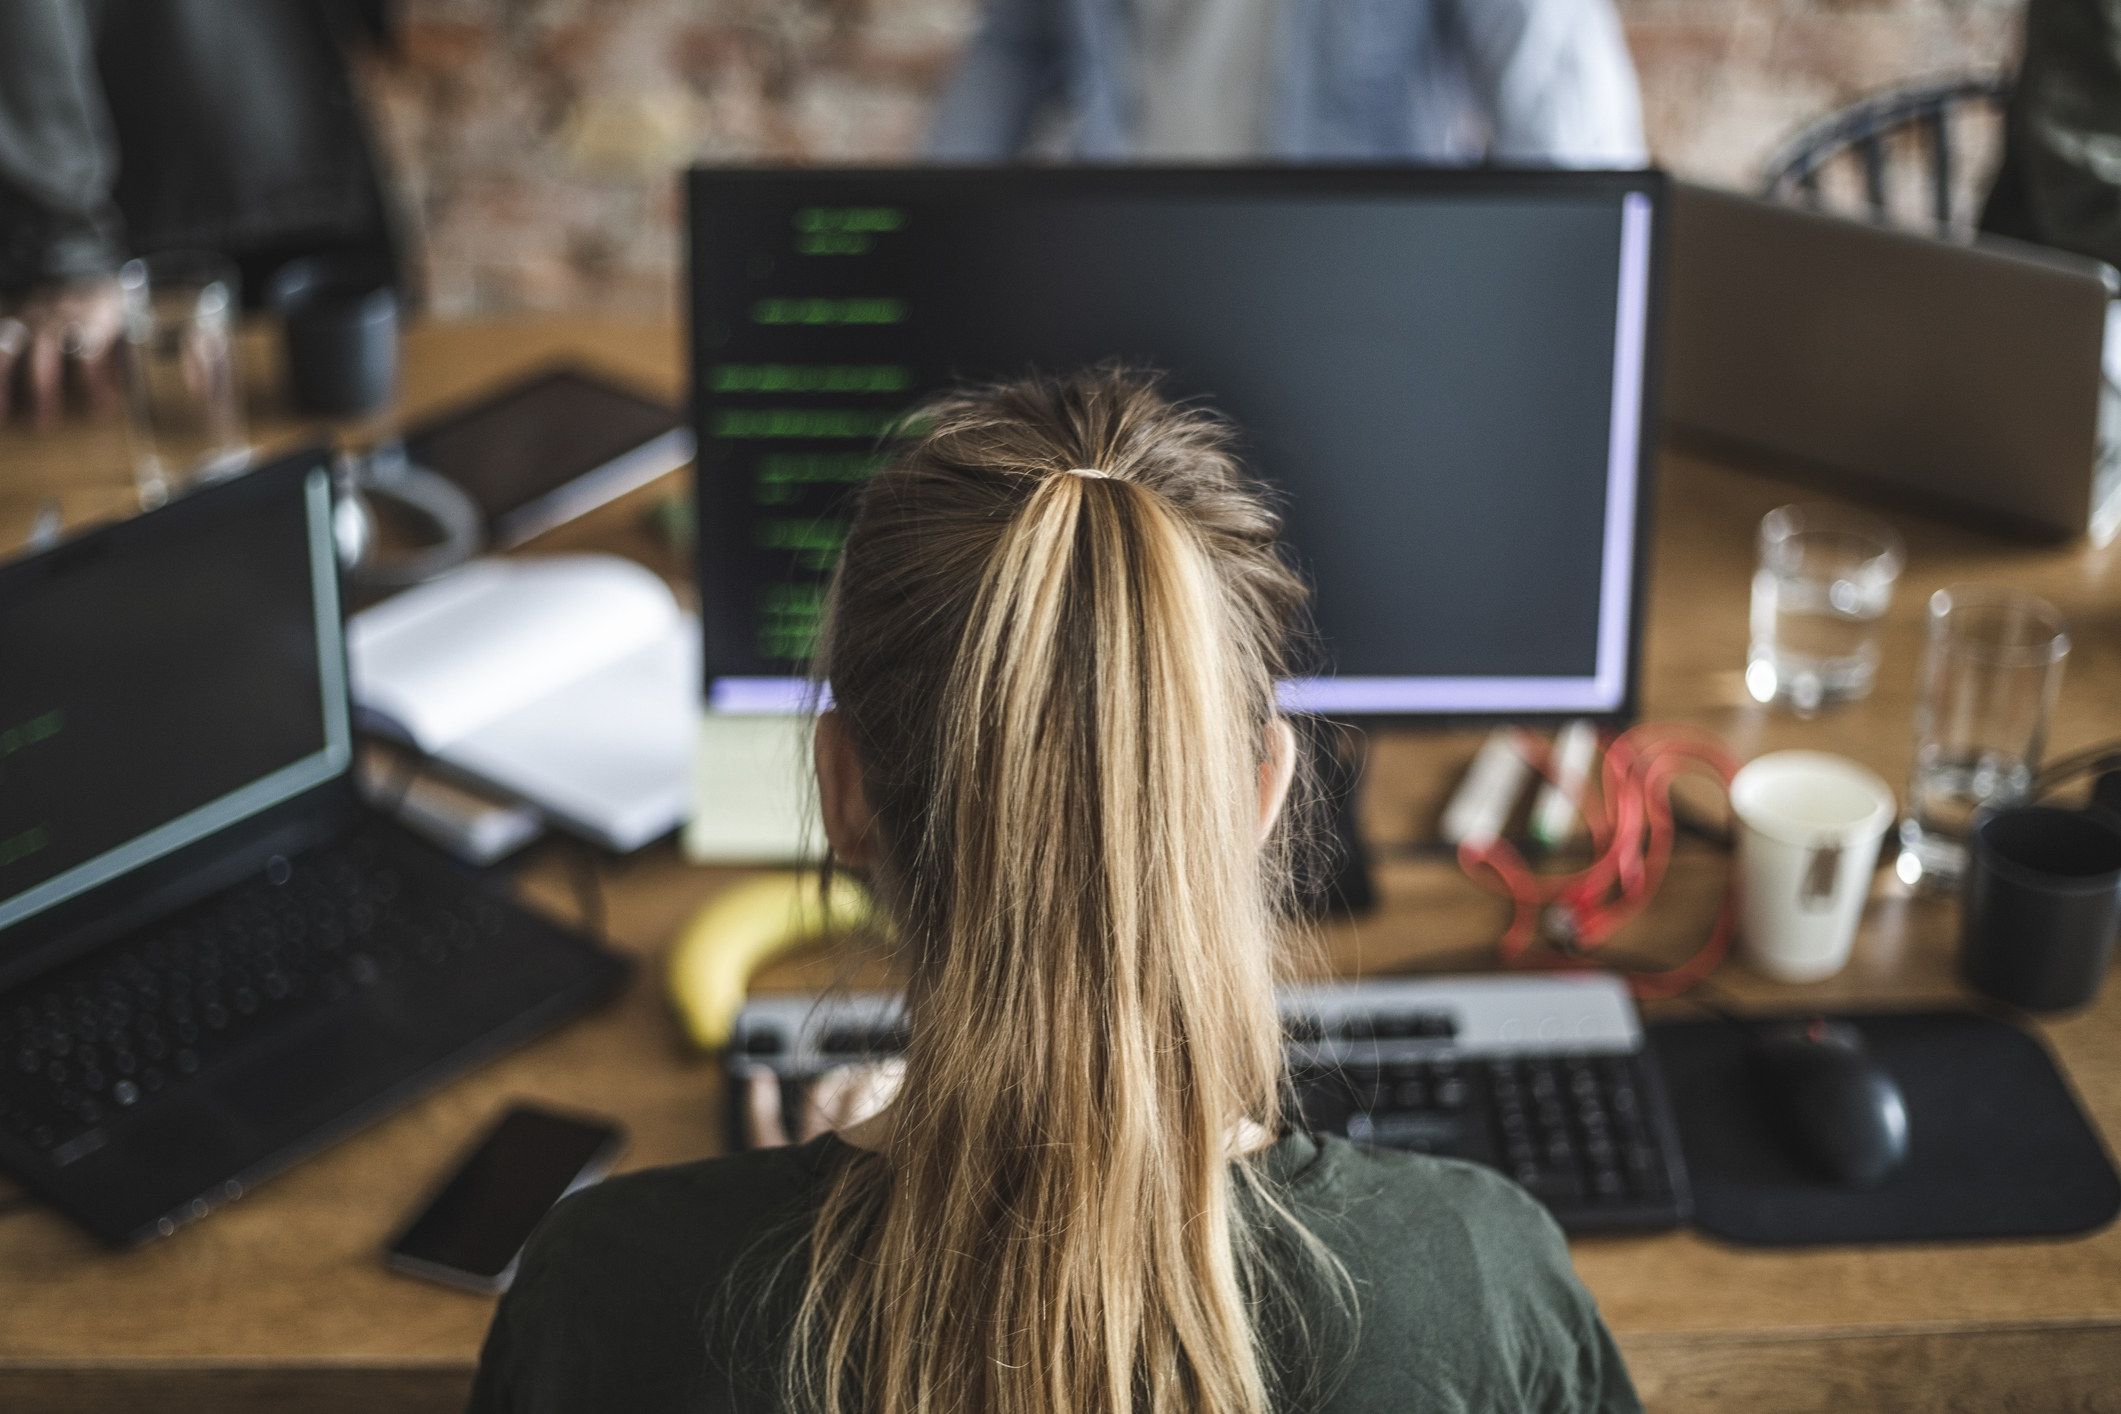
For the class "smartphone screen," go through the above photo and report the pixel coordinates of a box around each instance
[386,1104,626,1293]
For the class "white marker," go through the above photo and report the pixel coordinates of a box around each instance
[1531,719,1598,850]
[1441,729,1532,850]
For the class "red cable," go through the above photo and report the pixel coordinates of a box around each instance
[1456,723,1740,999]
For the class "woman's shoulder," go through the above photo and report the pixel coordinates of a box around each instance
[1280,1132,1561,1242]
[528,1135,844,1280]
[470,1139,846,1414]
[1269,1132,1579,1316]
[1268,1135,1639,1414]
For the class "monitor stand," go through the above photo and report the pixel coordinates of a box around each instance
[1294,718,1377,919]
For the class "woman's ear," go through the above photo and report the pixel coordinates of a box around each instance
[815,711,880,868]
[1259,717,1298,845]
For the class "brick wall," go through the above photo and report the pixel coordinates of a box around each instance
[359,0,2024,315]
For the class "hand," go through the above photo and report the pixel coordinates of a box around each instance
[0,278,124,427]
[743,1060,905,1148]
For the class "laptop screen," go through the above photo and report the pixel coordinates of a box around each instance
[0,459,352,935]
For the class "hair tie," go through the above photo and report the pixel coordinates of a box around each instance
[1063,467,1111,479]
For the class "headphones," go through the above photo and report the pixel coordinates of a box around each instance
[332,441,484,588]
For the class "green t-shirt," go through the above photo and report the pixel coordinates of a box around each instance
[469,1132,1641,1414]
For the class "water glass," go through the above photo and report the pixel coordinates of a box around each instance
[1746,504,1904,715]
[119,251,250,506]
[1897,585,2070,890]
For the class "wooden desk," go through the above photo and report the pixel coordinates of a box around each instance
[3,320,2120,1413]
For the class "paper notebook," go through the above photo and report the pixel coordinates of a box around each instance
[348,555,697,852]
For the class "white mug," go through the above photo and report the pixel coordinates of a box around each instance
[1730,750,1897,983]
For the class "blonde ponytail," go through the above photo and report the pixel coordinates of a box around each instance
[791,372,1331,1414]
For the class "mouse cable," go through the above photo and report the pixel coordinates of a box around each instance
[1456,722,1741,1001]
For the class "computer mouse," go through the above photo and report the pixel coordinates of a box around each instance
[1750,1018,1910,1189]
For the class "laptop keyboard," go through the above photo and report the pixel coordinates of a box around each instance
[0,834,508,1156]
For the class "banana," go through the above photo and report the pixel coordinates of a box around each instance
[665,871,873,1051]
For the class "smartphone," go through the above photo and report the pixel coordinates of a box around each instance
[400,367,692,549]
[385,1104,627,1293]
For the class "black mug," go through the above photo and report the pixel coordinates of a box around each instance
[268,253,397,417]
[1959,806,2121,1011]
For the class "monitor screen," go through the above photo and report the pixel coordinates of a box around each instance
[0,458,352,936]
[688,168,1660,718]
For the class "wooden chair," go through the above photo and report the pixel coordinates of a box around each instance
[1760,77,2013,235]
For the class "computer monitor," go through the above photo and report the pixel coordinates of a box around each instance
[687,167,1664,722]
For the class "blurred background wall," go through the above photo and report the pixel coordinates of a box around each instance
[357,0,2023,315]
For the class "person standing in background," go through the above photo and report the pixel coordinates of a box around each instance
[928,0,1646,165]
[1982,0,2121,271]
[0,0,399,425]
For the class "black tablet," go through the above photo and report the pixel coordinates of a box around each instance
[402,366,694,548]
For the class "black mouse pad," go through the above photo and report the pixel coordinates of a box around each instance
[1648,1011,2121,1246]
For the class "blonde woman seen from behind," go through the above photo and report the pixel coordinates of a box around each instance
[467,372,1641,1414]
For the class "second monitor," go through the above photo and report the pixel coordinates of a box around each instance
[688,166,1664,723]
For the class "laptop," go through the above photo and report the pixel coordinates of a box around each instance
[0,449,629,1246]
[1663,182,2121,543]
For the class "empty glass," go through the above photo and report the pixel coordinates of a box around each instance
[119,251,249,507]
[1897,585,2070,890]
[1746,504,1905,714]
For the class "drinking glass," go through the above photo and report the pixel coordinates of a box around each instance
[1897,585,2070,889]
[1746,504,1904,715]
[119,251,249,507]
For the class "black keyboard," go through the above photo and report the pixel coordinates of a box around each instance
[729,973,1691,1235]
[1286,1049,1678,1222]
[0,833,509,1159]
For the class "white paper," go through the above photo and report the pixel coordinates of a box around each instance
[440,618,698,852]
[683,713,819,863]
[349,556,678,750]
[349,555,696,851]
